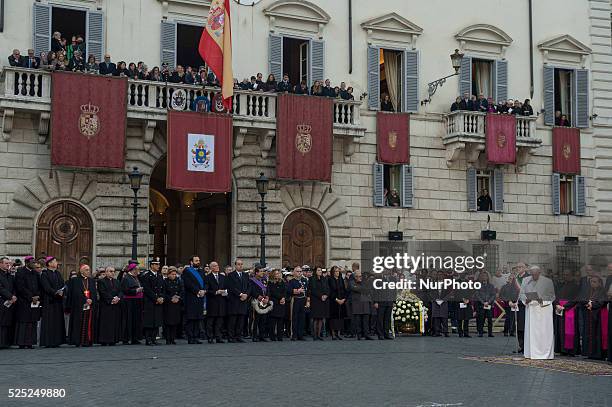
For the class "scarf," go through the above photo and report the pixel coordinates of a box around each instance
[250,277,266,295]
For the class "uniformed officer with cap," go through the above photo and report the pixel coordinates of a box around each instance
[142,257,165,345]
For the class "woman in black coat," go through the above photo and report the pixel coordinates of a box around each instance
[328,266,347,340]
[65,265,97,347]
[163,267,184,345]
[309,266,330,341]
[267,269,288,341]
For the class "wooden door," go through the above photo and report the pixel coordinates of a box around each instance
[282,209,326,268]
[36,201,93,279]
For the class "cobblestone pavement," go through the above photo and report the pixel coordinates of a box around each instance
[0,336,611,407]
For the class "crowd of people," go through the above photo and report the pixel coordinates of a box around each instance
[0,254,610,363]
[450,92,535,116]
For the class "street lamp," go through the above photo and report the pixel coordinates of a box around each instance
[255,172,269,267]
[128,167,143,262]
[421,49,464,105]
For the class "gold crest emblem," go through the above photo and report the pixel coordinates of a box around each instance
[78,102,100,139]
[295,124,312,155]
[496,132,507,149]
[388,131,398,149]
[562,143,571,159]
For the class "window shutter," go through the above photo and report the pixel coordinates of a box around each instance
[373,163,385,207]
[493,60,508,103]
[400,164,414,208]
[309,39,324,86]
[543,66,555,125]
[87,11,104,63]
[574,175,586,216]
[32,3,51,56]
[160,20,177,69]
[493,168,504,213]
[467,167,477,211]
[368,46,380,110]
[552,173,561,215]
[403,50,419,113]
[268,34,283,82]
[575,69,589,128]
[459,56,472,97]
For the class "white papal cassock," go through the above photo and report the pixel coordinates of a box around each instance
[519,275,556,360]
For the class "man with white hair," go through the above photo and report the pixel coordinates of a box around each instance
[519,265,556,359]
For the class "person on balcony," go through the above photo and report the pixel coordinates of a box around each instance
[347,87,355,100]
[23,49,40,69]
[294,80,309,95]
[322,79,334,97]
[99,54,117,76]
[276,74,292,93]
[381,94,395,112]
[522,99,534,116]
[127,62,139,79]
[339,82,350,100]
[114,61,129,77]
[476,93,488,112]
[206,68,219,87]
[184,66,196,85]
[170,65,186,83]
[255,72,265,90]
[54,53,68,71]
[450,96,462,112]
[497,99,509,114]
[68,50,86,72]
[85,55,99,74]
[486,97,497,113]
[477,189,493,212]
[387,189,401,207]
[264,74,277,92]
[8,49,23,67]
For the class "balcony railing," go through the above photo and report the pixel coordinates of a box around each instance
[0,67,363,128]
[444,111,538,142]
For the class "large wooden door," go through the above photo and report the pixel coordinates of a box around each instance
[282,209,326,268]
[36,201,93,279]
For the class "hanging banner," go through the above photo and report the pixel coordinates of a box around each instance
[377,112,410,164]
[552,127,581,175]
[486,114,516,164]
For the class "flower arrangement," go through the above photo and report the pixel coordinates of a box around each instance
[393,299,421,322]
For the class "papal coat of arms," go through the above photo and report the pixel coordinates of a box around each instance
[388,131,398,149]
[78,102,100,139]
[496,132,507,148]
[562,143,572,159]
[191,138,212,169]
[171,89,187,110]
[295,124,312,155]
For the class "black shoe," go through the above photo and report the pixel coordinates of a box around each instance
[194,340,203,344]
[384,336,394,340]
[297,337,306,341]
[444,334,450,337]
[488,334,494,337]
[504,333,509,337]
[458,334,464,338]
[364,335,374,340]
[259,338,268,342]
[378,336,385,340]
[252,337,259,342]
[510,334,516,337]
[332,336,337,340]
[166,340,171,345]
[464,335,472,338]
[131,340,141,345]
[291,338,296,341]
[478,334,483,337]
[216,339,225,344]
[145,340,152,346]
[228,339,236,343]
[208,339,214,344]
[336,335,343,340]
[236,338,246,343]
[277,337,283,342]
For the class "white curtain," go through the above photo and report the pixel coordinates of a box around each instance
[473,61,491,98]
[384,50,399,111]
[559,70,571,118]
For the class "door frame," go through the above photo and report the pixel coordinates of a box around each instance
[33,198,97,271]
[281,207,329,268]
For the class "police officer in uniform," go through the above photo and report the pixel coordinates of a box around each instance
[288,266,308,340]
[141,258,165,345]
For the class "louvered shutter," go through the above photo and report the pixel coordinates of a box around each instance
[459,56,472,97]
[467,167,477,211]
[493,168,504,213]
[575,69,589,128]
[543,66,555,125]
[32,3,51,56]
[368,46,380,110]
[160,20,177,69]
[574,175,586,216]
[400,164,414,208]
[493,60,508,103]
[309,39,324,86]
[552,173,561,215]
[403,50,419,113]
[373,163,385,207]
[87,11,104,63]
[268,34,283,82]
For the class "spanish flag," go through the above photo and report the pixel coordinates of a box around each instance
[198,0,233,110]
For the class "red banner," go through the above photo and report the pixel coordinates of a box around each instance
[552,127,581,175]
[166,110,232,192]
[51,71,127,169]
[486,114,516,164]
[377,112,410,164]
[276,94,333,182]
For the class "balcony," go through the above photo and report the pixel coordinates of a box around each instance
[443,111,541,167]
[0,67,365,155]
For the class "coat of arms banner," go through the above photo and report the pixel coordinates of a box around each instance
[167,110,232,192]
[485,114,517,165]
[377,112,410,164]
[50,71,127,169]
[552,127,581,175]
[276,94,333,182]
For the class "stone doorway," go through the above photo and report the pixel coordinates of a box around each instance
[282,209,326,268]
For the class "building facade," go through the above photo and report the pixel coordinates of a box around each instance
[0,0,611,274]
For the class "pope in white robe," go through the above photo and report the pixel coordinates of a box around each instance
[518,265,556,360]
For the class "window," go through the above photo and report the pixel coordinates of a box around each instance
[379,49,403,112]
[268,34,324,87]
[552,173,586,216]
[471,59,493,99]
[282,37,309,85]
[476,170,493,212]
[51,7,86,49]
[543,66,589,128]
[384,165,402,206]
[467,167,503,212]
[554,68,573,125]
[367,46,419,112]
[459,56,507,104]
[373,163,413,208]
[176,23,205,70]
[559,174,574,214]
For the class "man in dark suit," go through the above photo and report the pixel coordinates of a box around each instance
[98,54,117,75]
[372,270,397,340]
[322,78,333,97]
[23,49,40,69]
[141,258,165,345]
[205,261,227,343]
[225,259,249,343]
[182,256,206,344]
[8,49,24,67]
[14,256,41,348]
[429,272,450,337]
[276,74,292,93]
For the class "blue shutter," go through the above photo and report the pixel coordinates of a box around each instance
[32,3,51,56]
[400,164,414,208]
[467,167,477,211]
[543,66,555,125]
[575,69,589,128]
[493,168,504,213]
[552,173,561,215]
[87,11,104,63]
[368,46,380,110]
[494,60,508,103]
[160,20,177,69]
[403,50,419,113]
[309,39,324,86]
[269,34,283,82]
[459,56,472,97]
[373,163,385,207]
[574,175,586,216]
